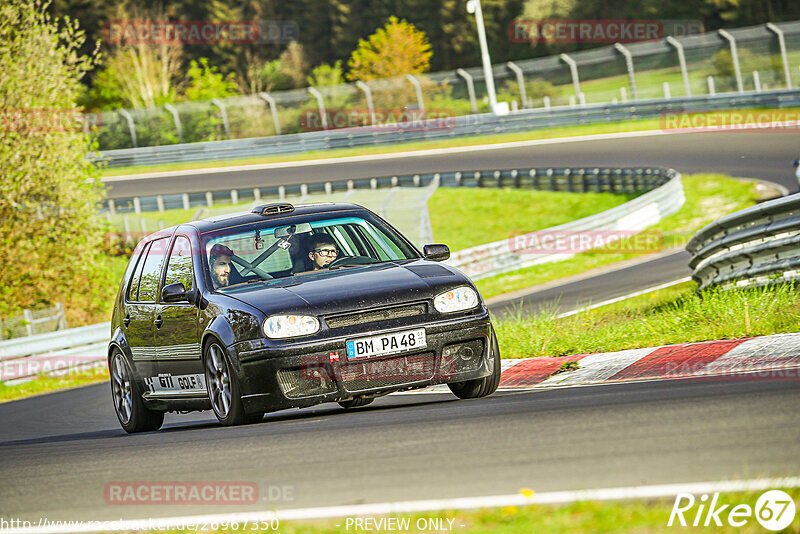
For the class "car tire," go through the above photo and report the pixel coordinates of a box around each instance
[447,326,501,399]
[338,396,375,409]
[204,339,260,426]
[110,349,164,433]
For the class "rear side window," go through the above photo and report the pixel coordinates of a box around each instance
[164,236,194,291]
[137,238,169,303]
[127,242,151,301]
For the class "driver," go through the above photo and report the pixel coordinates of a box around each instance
[307,234,338,270]
[209,243,234,288]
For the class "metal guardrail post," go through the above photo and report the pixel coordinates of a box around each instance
[355,81,376,125]
[665,36,691,96]
[613,43,638,101]
[164,104,183,144]
[456,68,478,113]
[766,23,792,89]
[405,74,425,115]
[118,109,137,148]
[258,93,281,135]
[707,76,716,96]
[307,87,328,130]
[211,98,231,139]
[108,199,116,216]
[718,29,744,94]
[753,71,761,92]
[182,193,190,211]
[506,61,528,108]
[663,82,671,99]
[559,53,582,102]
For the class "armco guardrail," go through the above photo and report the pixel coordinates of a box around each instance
[686,193,800,290]
[446,169,683,279]
[0,323,109,383]
[95,89,800,169]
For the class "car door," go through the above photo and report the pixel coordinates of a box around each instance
[123,238,166,385]
[153,234,205,397]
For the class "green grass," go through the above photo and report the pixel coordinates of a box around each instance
[474,173,759,300]
[429,188,634,252]
[0,367,108,403]
[495,282,800,359]
[155,488,800,533]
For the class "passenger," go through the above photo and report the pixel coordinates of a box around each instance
[307,234,339,270]
[209,243,234,288]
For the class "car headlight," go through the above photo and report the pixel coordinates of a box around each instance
[263,315,320,339]
[433,286,479,313]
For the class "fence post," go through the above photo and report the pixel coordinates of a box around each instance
[108,199,116,216]
[666,36,691,96]
[307,87,328,130]
[206,191,214,208]
[156,195,165,213]
[506,61,528,108]
[133,197,141,215]
[23,309,34,336]
[258,92,282,135]
[753,71,761,92]
[456,69,478,113]
[707,76,716,96]
[543,96,551,109]
[718,29,744,94]
[355,81,376,125]
[559,53,582,102]
[405,74,425,115]
[182,193,190,211]
[118,109,138,148]
[164,103,183,144]
[662,82,671,99]
[210,98,232,139]
[55,302,67,330]
[613,43,638,101]
[766,23,792,89]
[231,189,239,205]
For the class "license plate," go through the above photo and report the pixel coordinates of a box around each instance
[346,328,426,360]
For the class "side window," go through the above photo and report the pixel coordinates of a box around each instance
[164,236,194,291]
[137,238,168,303]
[127,242,151,301]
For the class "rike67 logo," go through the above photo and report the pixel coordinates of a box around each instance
[668,490,796,531]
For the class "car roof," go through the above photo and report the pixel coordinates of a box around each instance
[178,202,373,234]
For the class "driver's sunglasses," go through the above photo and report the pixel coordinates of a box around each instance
[314,248,338,257]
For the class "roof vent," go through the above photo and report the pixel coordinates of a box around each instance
[252,203,295,216]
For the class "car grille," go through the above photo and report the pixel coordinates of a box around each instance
[277,366,337,399]
[340,352,435,391]
[325,303,427,329]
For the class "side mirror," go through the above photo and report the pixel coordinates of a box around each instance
[423,244,450,262]
[161,282,188,303]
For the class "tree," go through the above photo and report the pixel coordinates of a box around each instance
[0,0,108,322]
[279,41,310,89]
[184,57,238,101]
[347,16,432,81]
[307,61,345,87]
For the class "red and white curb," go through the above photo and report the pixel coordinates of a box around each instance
[412,332,800,393]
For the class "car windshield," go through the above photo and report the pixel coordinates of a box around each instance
[202,213,419,290]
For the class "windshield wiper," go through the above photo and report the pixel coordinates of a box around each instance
[220,277,272,289]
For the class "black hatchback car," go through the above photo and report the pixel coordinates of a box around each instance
[108,202,500,433]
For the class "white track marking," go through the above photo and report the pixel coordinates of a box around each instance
[556,277,692,319]
[7,478,799,533]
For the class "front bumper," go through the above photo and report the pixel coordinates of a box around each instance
[231,310,493,414]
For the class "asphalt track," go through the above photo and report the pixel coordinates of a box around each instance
[1,376,798,521]
[104,130,800,199]
[1,128,798,524]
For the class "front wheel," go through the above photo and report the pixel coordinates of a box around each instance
[110,350,164,433]
[204,340,262,426]
[447,327,501,399]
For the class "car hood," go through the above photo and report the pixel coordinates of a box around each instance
[220,260,465,315]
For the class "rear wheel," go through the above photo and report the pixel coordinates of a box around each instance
[110,350,164,433]
[447,327,501,399]
[204,340,262,426]
[338,396,375,409]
